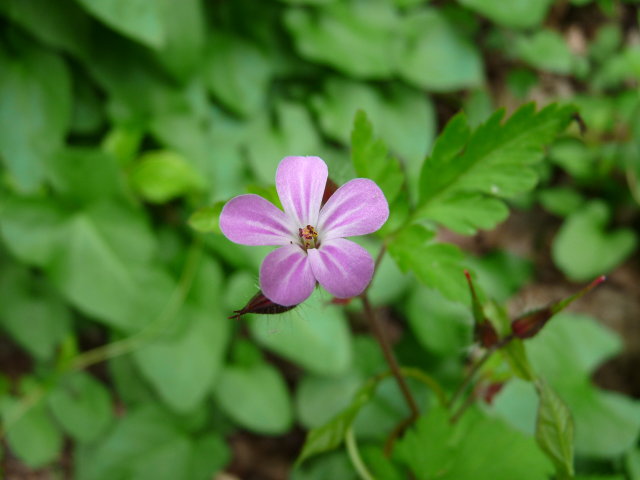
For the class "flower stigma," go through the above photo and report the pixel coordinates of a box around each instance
[298,224,319,250]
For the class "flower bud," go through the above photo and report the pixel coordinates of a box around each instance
[465,270,500,348]
[229,291,297,320]
[511,275,605,340]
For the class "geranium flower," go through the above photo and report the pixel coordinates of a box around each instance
[219,156,389,306]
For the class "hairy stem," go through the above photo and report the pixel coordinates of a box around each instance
[360,293,420,422]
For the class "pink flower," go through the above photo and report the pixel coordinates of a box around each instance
[219,156,389,306]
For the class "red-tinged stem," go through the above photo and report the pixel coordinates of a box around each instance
[551,275,606,314]
[360,293,420,423]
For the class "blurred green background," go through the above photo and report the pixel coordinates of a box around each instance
[1,0,640,478]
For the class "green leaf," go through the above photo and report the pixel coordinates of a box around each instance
[245,101,321,184]
[188,203,224,234]
[552,201,636,281]
[627,448,640,480]
[295,373,363,429]
[204,33,273,117]
[213,363,293,435]
[297,379,377,465]
[395,406,552,479]
[397,9,483,91]
[47,148,124,203]
[76,0,165,49]
[0,41,72,191]
[534,380,575,478]
[134,306,230,413]
[350,110,404,204]
[0,195,68,267]
[459,0,554,29]
[3,394,63,468]
[538,187,585,217]
[249,290,353,376]
[0,268,71,360]
[417,103,575,234]
[190,433,231,479]
[1,0,92,59]
[405,286,472,355]
[47,372,113,443]
[284,0,399,78]
[387,224,469,303]
[154,0,205,80]
[314,78,435,174]
[515,30,575,74]
[75,406,193,480]
[130,150,205,203]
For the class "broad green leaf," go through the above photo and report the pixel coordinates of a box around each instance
[1,0,91,59]
[395,406,553,479]
[75,406,193,480]
[134,307,229,413]
[466,250,534,302]
[291,452,358,480]
[47,372,113,443]
[295,373,363,429]
[249,290,353,376]
[0,270,71,360]
[188,203,224,234]
[313,78,435,174]
[535,380,575,477]
[495,313,640,457]
[76,0,165,49]
[387,224,469,303]
[154,0,205,80]
[417,103,575,234]
[405,286,472,355]
[398,9,483,91]
[350,110,404,204]
[552,201,636,281]
[101,126,144,166]
[108,355,156,406]
[130,150,205,203]
[246,101,321,184]
[0,195,68,267]
[627,448,640,480]
[538,187,585,217]
[213,363,293,435]
[50,202,170,331]
[186,255,224,312]
[297,379,377,465]
[515,30,575,74]
[284,1,400,78]
[0,41,71,191]
[190,433,231,479]
[3,395,63,468]
[204,33,273,117]
[459,0,554,29]
[47,148,124,204]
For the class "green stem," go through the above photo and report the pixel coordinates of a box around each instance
[346,427,376,480]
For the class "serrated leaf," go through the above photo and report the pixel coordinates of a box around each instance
[47,372,113,443]
[552,200,636,281]
[350,110,404,204]
[395,406,553,480]
[417,103,575,234]
[387,224,469,303]
[535,380,575,478]
[297,379,377,465]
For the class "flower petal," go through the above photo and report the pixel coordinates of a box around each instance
[260,244,316,306]
[318,178,389,241]
[308,238,374,299]
[276,156,328,227]
[220,194,295,246]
